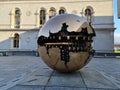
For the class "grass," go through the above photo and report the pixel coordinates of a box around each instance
[114,50,120,53]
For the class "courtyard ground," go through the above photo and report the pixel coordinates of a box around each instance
[0,56,120,90]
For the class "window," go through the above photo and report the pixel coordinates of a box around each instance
[85,8,92,24]
[59,9,65,14]
[59,7,66,14]
[13,33,19,48]
[14,8,21,28]
[40,9,46,25]
[84,6,94,24]
[49,7,56,18]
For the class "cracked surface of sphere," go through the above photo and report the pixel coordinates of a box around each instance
[37,14,96,72]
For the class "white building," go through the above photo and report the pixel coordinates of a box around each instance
[0,0,114,53]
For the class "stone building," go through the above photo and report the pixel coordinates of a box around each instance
[0,0,114,53]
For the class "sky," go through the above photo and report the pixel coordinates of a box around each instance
[114,0,120,44]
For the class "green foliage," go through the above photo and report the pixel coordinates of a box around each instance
[114,50,120,53]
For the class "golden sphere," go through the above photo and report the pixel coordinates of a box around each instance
[37,14,95,72]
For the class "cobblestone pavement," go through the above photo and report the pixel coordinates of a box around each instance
[0,56,120,90]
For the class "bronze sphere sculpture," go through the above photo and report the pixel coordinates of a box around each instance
[37,14,96,72]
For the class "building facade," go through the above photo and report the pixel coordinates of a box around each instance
[0,0,114,52]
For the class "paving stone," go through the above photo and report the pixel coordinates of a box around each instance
[31,68,53,77]
[45,86,87,90]
[52,70,80,76]
[15,67,120,90]
[8,85,44,90]
[18,76,50,86]
[47,75,86,88]
[0,56,120,90]
[46,71,86,88]
[80,68,119,89]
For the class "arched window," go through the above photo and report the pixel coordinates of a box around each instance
[59,7,66,14]
[84,6,94,24]
[85,8,92,24]
[13,33,19,48]
[14,8,21,28]
[49,7,56,19]
[40,9,46,25]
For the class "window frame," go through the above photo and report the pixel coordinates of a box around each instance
[14,8,21,28]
